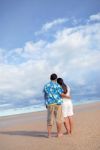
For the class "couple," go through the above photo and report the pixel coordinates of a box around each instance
[44,73,73,138]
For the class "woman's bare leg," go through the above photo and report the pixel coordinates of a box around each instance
[64,117,70,134]
[68,116,73,134]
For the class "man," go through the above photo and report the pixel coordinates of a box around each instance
[43,73,70,138]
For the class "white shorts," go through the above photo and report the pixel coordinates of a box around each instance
[62,99,73,117]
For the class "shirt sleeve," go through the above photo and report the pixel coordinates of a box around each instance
[43,87,48,106]
[44,85,48,94]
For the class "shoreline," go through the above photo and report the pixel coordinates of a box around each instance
[0,99,100,118]
[0,101,100,128]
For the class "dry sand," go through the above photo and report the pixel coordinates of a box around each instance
[0,102,100,150]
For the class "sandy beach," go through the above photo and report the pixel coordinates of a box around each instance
[0,102,100,150]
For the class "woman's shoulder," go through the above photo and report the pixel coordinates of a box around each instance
[66,85,71,95]
[67,85,70,89]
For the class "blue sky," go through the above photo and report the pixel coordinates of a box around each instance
[0,0,100,110]
[0,0,100,49]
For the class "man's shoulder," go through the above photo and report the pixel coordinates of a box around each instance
[44,82,51,88]
[54,82,61,88]
[44,81,61,89]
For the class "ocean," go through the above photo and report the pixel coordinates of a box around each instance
[0,97,100,117]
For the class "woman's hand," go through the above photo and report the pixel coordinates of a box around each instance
[61,93,71,99]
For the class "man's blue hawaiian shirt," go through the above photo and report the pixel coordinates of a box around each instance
[44,81,63,105]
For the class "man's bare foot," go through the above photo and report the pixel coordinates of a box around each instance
[57,133,63,137]
[47,134,51,138]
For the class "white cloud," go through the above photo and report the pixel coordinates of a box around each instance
[0,13,100,108]
[35,18,68,35]
[0,48,7,63]
[42,18,67,31]
[89,12,100,21]
[24,40,46,54]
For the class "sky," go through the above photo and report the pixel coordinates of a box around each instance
[0,0,100,110]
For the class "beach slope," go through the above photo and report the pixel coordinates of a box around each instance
[0,102,100,150]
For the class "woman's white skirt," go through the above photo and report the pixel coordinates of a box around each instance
[62,99,74,117]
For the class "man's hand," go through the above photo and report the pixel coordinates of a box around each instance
[46,105,48,109]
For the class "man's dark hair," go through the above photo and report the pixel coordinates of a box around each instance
[50,73,57,80]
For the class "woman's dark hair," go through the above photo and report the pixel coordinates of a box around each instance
[57,78,67,94]
[50,73,57,80]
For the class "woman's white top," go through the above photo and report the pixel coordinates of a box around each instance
[62,85,74,117]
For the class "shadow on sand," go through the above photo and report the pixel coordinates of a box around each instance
[0,130,56,138]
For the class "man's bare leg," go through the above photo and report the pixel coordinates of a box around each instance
[47,125,52,138]
[56,122,63,137]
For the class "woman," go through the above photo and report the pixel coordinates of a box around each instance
[57,78,74,134]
